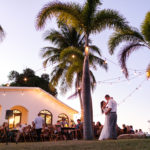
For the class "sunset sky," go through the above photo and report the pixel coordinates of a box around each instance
[0,0,150,132]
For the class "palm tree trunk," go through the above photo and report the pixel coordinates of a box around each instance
[82,33,94,139]
[78,90,84,122]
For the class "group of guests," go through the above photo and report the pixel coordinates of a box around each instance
[0,119,147,144]
[121,124,145,136]
[93,121,146,139]
[0,113,84,144]
[0,101,147,144]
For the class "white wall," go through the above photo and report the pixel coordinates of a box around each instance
[0,89,76,125]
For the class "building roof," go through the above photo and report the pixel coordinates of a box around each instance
[0,86,78,114]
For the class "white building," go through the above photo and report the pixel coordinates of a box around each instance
[0,87,78,128]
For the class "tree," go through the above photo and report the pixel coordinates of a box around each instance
[36,0,129,140]
[0,25,5,41]
[41,23,106,122]
[5,68,57,96]
[108,11,150,78]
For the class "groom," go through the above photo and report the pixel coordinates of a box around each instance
[105,94,117,139]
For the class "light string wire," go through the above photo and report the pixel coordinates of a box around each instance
[95,72,145,85]
[103,56,146,72]
[117,78,147,106]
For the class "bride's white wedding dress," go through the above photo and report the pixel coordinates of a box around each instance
[99,108,110,140]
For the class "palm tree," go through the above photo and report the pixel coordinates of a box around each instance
[36,0,129,139]
[0,25,5,41]
[41,23,106,122]
[108,11,150,78]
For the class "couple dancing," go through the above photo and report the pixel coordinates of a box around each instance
[99,94,117,140]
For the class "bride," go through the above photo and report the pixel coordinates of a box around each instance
[99,101,110,140]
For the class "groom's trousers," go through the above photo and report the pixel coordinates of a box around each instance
[109,112,117,139]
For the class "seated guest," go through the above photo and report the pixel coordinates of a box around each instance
[41,124,50,141]
[31,121,35,130]
[15,123,25,144]
[74,119,83,140]
[94,121,102,138]
[122,124,127,134]
[127,126,131,133]
[136,129,144,135]
[60,119,68,140]
[70,120,76,128]
[60,118,68,127]
[1,122,11,144]
[52,122,63,140]
[76,119,82,129]
[55,121,61,133]
[135,129,138,134]
[30,122,37,141]
[129,125,134,134]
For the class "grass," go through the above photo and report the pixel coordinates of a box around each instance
[0,139,150,150]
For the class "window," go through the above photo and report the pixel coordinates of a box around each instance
[9,109,22,128]
[39,110,52,125]
[58,113,69,124]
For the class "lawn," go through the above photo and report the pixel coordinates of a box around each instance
[0,139,150,150]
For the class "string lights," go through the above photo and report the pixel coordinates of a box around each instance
[93,72,144,86]
[1,55,149,107]
[102,56,146,72]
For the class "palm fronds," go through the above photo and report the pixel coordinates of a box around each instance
[89,55,107,70]
[91,9,129,33]
[60,46,84,61]
[89,45,101,56]
[141,12,150,43]
[119,42,145,77]
[0,25,5,41]
[36,2,82,30]
[108,29,145,54]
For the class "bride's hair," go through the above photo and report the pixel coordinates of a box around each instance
[100,101,105,114]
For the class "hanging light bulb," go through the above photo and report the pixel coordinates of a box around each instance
[146,71,150,79]
[103,60,107,64]
[72,55,75,59]
[85,46,89,55]
[77,87,81,90]
[23,77,28,82]
[6,83,10,87]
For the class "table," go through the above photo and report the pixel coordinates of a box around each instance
[61,127,75,140]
